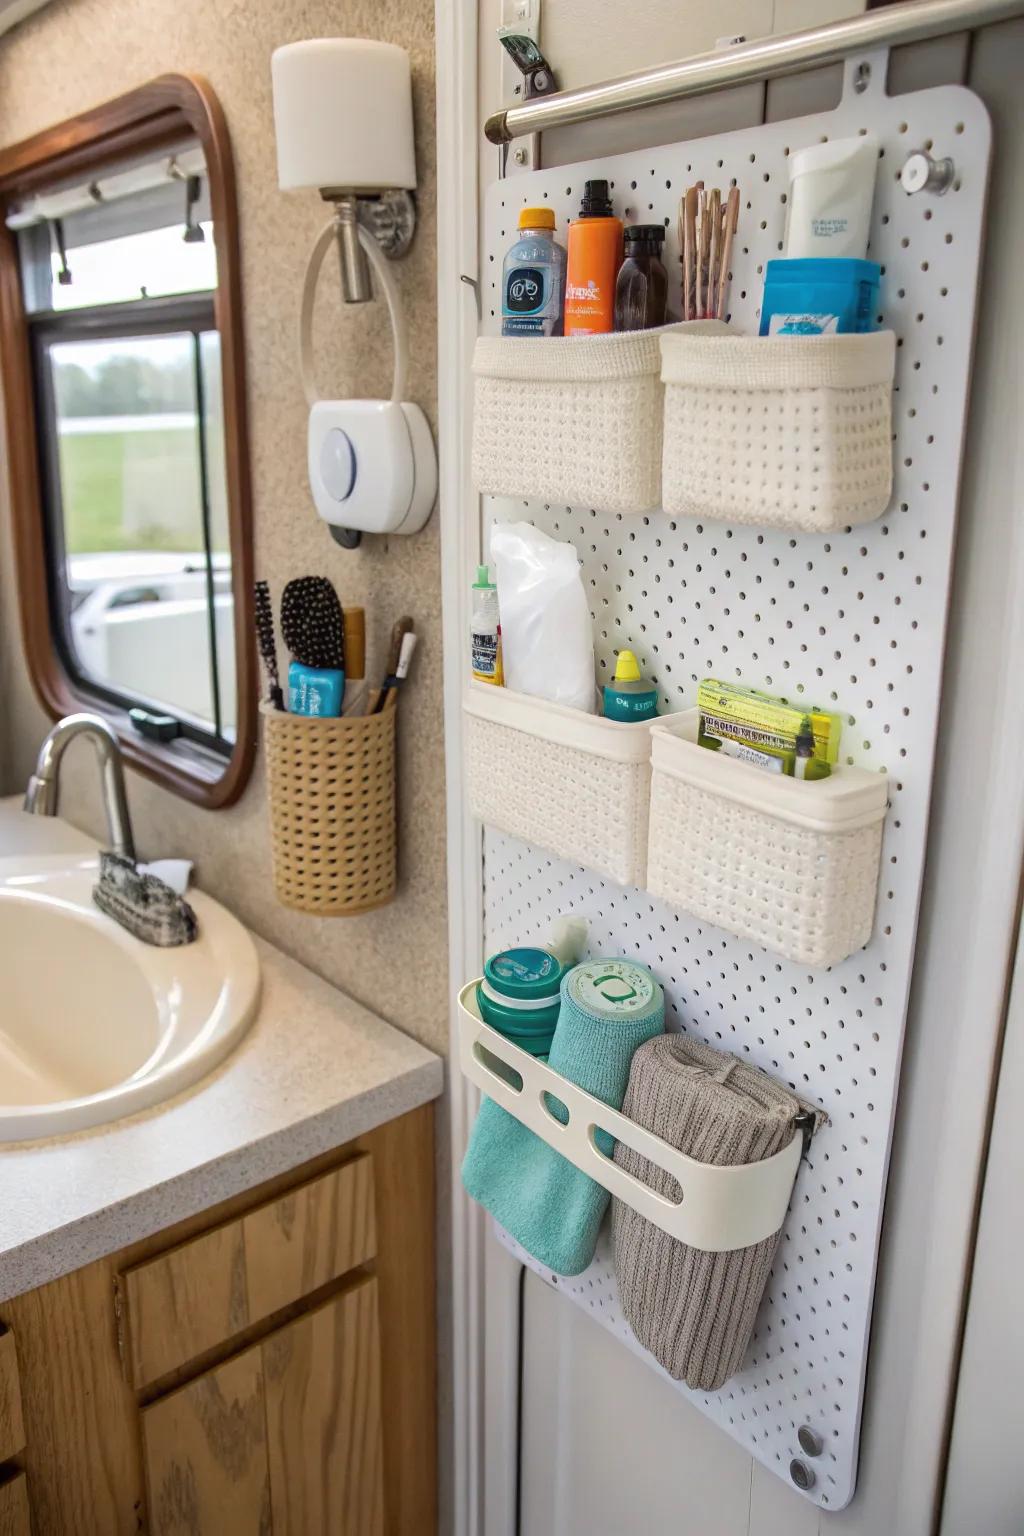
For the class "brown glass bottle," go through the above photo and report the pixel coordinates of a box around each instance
[614,224,668,332]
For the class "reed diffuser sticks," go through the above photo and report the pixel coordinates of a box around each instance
[679,183,740,321]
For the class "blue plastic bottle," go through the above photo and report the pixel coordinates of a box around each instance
[501,206,567,337]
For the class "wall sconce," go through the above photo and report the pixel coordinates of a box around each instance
[271,38,436,548]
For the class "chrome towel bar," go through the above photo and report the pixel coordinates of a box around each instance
[484,0,1024,143]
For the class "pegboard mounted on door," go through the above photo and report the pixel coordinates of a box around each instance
[476,54,990,1511]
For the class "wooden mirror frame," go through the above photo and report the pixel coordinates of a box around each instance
[0,74,255,808]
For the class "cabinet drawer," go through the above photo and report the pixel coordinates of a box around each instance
[0,1473,31,1536]
[0,1331,25,1465]
[119,1152,376,1389]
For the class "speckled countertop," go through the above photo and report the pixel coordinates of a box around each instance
[0,929,444,1303]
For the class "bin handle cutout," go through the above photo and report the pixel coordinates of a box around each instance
[457,980,804,1253]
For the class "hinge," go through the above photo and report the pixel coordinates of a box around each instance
[498,0,558,177]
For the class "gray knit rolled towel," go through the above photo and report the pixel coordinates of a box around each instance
[612,1035,818,1392]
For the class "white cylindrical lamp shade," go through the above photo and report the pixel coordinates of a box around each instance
[271,39,417,194]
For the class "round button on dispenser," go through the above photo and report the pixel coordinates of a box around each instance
[319,427,357,501]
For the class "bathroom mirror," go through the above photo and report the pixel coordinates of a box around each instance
[0,75,255,807]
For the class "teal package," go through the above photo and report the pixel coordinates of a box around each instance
[288,661,344,716]
[759,257,881,336]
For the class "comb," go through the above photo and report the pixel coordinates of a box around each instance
[253,580,284,710]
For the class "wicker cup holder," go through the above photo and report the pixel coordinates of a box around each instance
[262,701,397,917]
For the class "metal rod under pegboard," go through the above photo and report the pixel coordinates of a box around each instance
[476,53,991,1511]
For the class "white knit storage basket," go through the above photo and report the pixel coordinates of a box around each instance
[472,323,723,514]
[660,330,895,532]
[646,712,887,967]
[464,681,655,887]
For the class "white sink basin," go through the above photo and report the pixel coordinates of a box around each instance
[0,805,260,1141]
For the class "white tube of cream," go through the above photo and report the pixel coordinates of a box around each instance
[784,134,879,261]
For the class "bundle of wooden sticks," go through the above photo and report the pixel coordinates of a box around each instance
[678,183,741,321]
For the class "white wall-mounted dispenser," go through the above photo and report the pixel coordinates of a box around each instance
[271,39,437,549]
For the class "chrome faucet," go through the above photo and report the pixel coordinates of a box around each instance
[24,713,136,861]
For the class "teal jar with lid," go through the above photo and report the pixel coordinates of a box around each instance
[477,946,566,1057]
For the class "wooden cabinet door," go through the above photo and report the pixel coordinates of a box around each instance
[141,1277,384,1536]
[0,1474,31,1536]
[141,1347,271,1536]
[0,1331,25,1466]
[263,1277,385,1536]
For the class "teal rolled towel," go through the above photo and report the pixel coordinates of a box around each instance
[462,959,665,1276]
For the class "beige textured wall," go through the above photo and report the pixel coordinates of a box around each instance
[0,0,448,1054]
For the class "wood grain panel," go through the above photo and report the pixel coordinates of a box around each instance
[0,1332,25,1464]
[243,1153,376,1322]
[141,1346,270,1536]
[353,1106,437,1536]
[263,1279,384,1536]
[119,1218,248,1389]
[2,1264,143,1534]
[0,1473,31,1536]
[120,1155,375,1389]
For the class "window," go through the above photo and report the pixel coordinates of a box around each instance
[0,78,255,806]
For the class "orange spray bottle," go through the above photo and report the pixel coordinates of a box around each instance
[564,179,623,336]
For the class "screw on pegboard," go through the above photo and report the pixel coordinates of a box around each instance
[797,1425,824,1458]
[790,1460,816,1492]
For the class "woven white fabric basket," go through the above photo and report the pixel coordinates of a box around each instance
[464,682,656,888]
[646,712,888,967]
[660,330,895,533]
[472,322,724,514]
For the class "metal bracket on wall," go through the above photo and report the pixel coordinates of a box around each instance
[356,189,417,261]
[497,0,558,177]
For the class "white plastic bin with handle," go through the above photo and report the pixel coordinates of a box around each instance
[463,681,656,888]
[472,322,726,513]
[645,710,888,966]
[660,329,895,532]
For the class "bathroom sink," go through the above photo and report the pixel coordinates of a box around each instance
[0,804,260,1141]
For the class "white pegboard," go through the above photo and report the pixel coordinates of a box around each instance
[476,58,991,1512]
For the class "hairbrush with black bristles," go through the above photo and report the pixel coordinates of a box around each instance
[253,579,284,710]
[280,576,345,670]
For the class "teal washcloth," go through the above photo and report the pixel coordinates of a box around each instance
[462,959,665,1275]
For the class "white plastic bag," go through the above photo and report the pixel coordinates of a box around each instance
[491,521,596,712]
